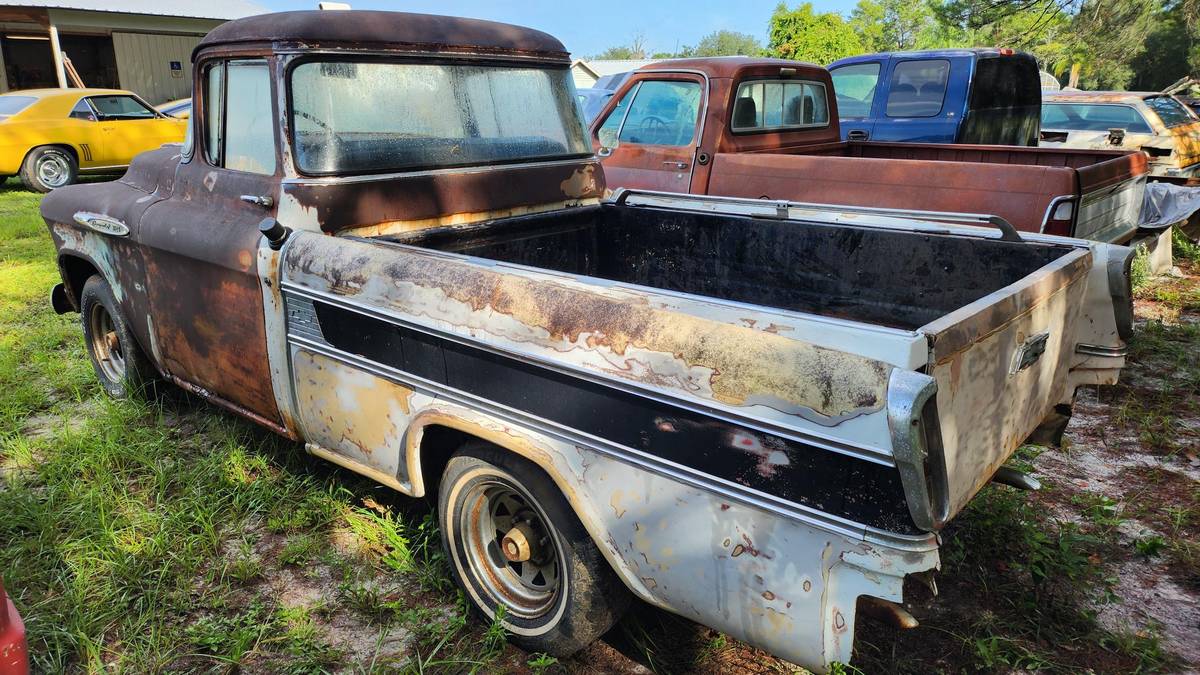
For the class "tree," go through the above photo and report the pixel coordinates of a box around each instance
[849,0,937,51]
[689,30,764,56]
[592,33,648,60]
[767,2,864,64]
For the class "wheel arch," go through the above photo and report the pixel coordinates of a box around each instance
[55,252,101,313]
[24,142,80,166]
[403,409,658,604]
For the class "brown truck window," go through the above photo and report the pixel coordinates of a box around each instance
[614,80,702,146]
[885,59,949,118]
[596,85,637,148]
[731,80,828,131]
[202,59,276,175]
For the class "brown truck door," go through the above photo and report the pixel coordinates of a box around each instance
[593,75,704,192]
[137,57,285,427]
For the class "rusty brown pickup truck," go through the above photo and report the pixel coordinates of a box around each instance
[591,58,1149,244]
[40,10,1135,673]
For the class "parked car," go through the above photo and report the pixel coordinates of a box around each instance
[590,58,1146,244]
[827,48,1042,146]
[156,98,192,119]
[0,579,28,675]
[0,88,185,192]
[40,11,1133,673]
[1040,91,1200,178]
[575,87,612,123]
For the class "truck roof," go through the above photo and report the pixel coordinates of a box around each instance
[195,10,569,62]
[829,48,1022,68]
[639,56,825,79]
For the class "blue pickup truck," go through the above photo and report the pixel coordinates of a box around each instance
[828,48,1041,145]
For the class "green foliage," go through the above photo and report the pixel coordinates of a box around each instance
[681,30,764,57]
[1134,534,1167,557]
[768,2,864,64]
[849,0,938,51]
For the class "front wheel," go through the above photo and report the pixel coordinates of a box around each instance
[439,443,630,656]
[19,146,78,192]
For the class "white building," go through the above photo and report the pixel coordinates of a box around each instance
[0,0,263,103]
[571,58,662,90]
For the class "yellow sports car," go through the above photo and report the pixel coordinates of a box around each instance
[0,88,186,192]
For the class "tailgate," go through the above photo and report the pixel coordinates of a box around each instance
[919,246,1092,520]
[1074,175,1146,243]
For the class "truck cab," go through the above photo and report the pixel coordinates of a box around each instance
[828,49,1042,146]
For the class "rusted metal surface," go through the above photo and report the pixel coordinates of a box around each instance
[197,10,571,61]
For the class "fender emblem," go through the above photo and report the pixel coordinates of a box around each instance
[1011,332,1050,374]
[73,212,129,237]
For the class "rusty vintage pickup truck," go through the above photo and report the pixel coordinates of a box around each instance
[591,58,1149,244]
[41,10,1134,672]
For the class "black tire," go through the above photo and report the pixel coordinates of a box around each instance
[79,275,158,398]
[19,145,78,192]
[439,442,631,656]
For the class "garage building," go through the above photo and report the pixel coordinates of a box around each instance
[0,0,263,104]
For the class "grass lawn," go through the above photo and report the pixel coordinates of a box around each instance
[1,178,1198,673]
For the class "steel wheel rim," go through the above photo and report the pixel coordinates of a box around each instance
[89,303,125,383]
[37,153,70,188]
[459,480,561,619]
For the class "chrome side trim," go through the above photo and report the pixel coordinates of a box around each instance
[1075,343,1128,358]
[285,327,937,552]
[72,212,129,237]
[281,282,897,466]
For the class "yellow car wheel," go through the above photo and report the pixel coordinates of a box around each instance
[20,145,78,192]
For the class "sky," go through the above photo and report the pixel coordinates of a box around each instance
[252,0,860,59]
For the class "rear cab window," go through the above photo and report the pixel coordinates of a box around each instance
[0,95,36,119]
[1041,103,1153,134]
[596,79,702,147]
[731,80,829,131]
[1144,95,1197,128]
[829,63,879,118]
[886,59,949,118]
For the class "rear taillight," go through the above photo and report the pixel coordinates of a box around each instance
[1042,198,1076,236]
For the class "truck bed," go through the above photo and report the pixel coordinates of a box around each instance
[704,141,1146,243]
[385,203,1071,331]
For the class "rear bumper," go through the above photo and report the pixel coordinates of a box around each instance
[0,583,29,675]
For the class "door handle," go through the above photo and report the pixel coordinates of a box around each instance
[847,130,869,141]
[662,161,689,170]
[239,194,274,208]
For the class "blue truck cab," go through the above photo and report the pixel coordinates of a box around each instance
[828,48,1041,145]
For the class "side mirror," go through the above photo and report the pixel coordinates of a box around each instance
[1107,127,1126,145]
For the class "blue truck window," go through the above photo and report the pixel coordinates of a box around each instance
[829,63,879,118]
[886,60,949,118]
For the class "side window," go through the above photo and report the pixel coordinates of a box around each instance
[611,80,702,146]
[731,80,829,131]
[886,59,949,118]
[203,59,276,174]
[68,99,96,121]
[87,95,156,119]
[596,86,636,148]
[619,81,701,145]
[829,63,880,118]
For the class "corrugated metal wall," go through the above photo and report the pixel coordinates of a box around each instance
[112,33,200,104]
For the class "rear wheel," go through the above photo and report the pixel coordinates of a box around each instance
[439,443,630,655]
[20,146,77,192]
[80,275,157,398]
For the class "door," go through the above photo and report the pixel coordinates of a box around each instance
[872,58,958,143]
[138,57,284,425]
[829,60,882,141]
[593,76,704,192]
[84,93,181,165]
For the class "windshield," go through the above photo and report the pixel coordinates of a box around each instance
[1042,103,1153,134]
[0,95,36,118]
[1144,95,1196,128]
[290,61,590,175]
